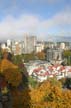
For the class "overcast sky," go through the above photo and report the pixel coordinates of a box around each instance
[0,0,71,41]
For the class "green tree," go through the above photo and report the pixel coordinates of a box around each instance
[63,50,71,65]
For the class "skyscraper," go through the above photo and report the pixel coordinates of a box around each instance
[24,35,36,54]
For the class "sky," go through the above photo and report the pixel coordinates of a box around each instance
[0,0,71,41]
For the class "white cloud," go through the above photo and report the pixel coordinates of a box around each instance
[0,14,40,40]
[0,7,71,41]
[38,8,71,38]
[40,8,71,28]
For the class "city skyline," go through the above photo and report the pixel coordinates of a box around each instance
[0,0,71,41]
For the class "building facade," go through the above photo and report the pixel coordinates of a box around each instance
[35,41,45,53]
[24,35,36,54]
[46,48,63,63]
[12,41,24,55]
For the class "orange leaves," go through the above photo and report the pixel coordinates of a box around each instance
[3,68,22,87]
[11,88,31,108]
[30,89,44,103]
[63,90,71,101]
[51,86,62,99]
[0,58,22,87]
[30,80,51,103]
[36,51,45,60]
[6,78,71,108]
[0,57,71,108]
[0,59,18,72]
[30,79,71,108]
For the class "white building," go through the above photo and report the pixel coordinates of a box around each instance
[60,43,65,50]
[35,42,45,53]
[25,60,71,82]
[1,43,11,53]
[7,39,11,47]
[1,43,6,49]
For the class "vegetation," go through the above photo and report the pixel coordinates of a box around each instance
[36,51,46,60]
[12,51,46,65]
[63,50,71,65]
[30,78,71,108]
[12,53,37,64]
[28,76,38,88]
[0,50,71,108]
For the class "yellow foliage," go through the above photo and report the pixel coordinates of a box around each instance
[0,58,22,87]
[0,57,71,108]
[3,68,22,87]
[0,58,18,73]
[10,79,71,108]
[36,51,45,60]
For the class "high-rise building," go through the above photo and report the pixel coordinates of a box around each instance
[7,39,11,47]
[46,48,63,62]
[60,43,65,50]
[24,35,36,54]
[35,41,45,53]
[12,41,24,55]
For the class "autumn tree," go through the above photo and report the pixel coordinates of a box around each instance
[36,51,45,60]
